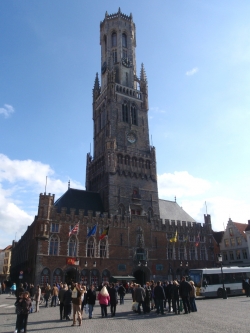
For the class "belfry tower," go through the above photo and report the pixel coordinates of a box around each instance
[86,8,159,218]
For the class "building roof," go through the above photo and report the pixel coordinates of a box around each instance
[54,188,104,215]
[233,222,248,239]
[159,199,196,223]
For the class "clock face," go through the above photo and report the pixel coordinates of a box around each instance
[127,132,136,143]
[101,62,107,74]
[122,57,132,68]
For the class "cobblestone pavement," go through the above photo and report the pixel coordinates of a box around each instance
[0,293,250,333]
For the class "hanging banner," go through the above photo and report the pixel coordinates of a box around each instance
[66,257,76,265]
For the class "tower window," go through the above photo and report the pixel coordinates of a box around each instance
[122,33,127,48]
[122,103,128,123]
[131,105,137,125]
[112,32,117,47]
[104,35,107,53]
[112,50,117,63]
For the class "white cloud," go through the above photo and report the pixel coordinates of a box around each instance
[0,104,14,118]
[0,154,84,248]
[185,67,199,76]
[158,171,211,198]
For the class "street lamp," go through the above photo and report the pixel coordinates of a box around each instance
[218,254,227,299]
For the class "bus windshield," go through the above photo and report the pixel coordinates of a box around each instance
[189,270,202,287]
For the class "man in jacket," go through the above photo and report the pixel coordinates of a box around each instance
[86,284,96,319]
[154,281,166,315]
[179,276,192,314]
[51,283,59,307]
[134,284,146,314]
[71,283,83,326]
[118,283,126,304]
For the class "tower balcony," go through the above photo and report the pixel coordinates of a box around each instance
[115,84,143,101]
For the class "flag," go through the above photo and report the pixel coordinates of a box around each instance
[69,223,79,237]
[87,224,97,238]
[170,230,177,243]
[195,232,200,247]
[99,226,109,240]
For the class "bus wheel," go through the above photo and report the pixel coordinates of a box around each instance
[217,288,223,298]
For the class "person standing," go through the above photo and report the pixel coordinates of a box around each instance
[44,284,51,308]
[51,283,59,307]
[58,284,66,320]
[98,286,110,318]
[16,291,32,333]
[189,281,197,312]
[86,284,96,319]
[154,281,166,315]
[172,280,180,315]
[179,276,192,314]
[144,282,152,313]
[71,282,83,326]
[34,285,41,312]
[242,279,250,297]
[109,283,118,317]
[63,285,72,320]
[134,284,146,315]
[118,283,126,305]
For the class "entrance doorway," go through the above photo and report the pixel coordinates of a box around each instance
[65,269,76,285]
[134,269,146,286]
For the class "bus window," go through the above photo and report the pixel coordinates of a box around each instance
[189,270,202,287]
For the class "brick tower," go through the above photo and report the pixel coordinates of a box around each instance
[86,8,159,218]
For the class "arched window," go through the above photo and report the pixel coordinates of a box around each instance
[131,105,137,125]
[122,33,127,48]
[53,268,63,284]
[112,32,117,47]
[99,240,107,258]
[87,238,95,257]
[40,268,50,287]
[49,235,59,255]
[190,246,195,260]
[122,103,128,123]
[68,237,77,257]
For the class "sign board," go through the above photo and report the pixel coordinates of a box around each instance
[66,257,79,265]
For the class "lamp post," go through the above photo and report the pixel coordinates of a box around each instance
[218,254,227,299]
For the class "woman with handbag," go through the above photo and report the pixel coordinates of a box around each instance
[98,286,110,318]
[109,283,118,317]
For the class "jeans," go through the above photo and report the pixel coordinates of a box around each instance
[182,296,191,313]
[60,302,65,319]
[110,303,117,316]
[119,294,124,304]
[51,295,57,307]
[88,304,94,318]
[190,297,197,312]
[172,297,180,313]
[155,299,164,314]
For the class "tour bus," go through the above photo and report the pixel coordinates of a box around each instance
[189,267,250,298]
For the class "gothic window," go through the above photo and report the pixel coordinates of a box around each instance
[40,268,50,287]
[99,240,107,258]
[112,50,117,63]
[131,105,137,125]
[68,237,77,257]
[122,33,127,48]
[53,268,63,284]
[122,103,128,122]
[104,35,107,53]
[179,245,184,260]
[87,238,95,257]
[146,160,151,169]
[124,155,130,165]
[200,246,206,260]
[132,157,137,167]
[112,32,117,47]
[136,248,145,261]
[190,246,195,260]
[117,154,123,164]
[49,235,59,255]
[51,223,59,233]
[168,246,173,259]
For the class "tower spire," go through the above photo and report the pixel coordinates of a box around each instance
[93,72,100,101]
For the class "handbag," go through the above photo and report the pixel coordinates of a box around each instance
[132,302,138,311]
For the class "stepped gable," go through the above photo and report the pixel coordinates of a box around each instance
[54,188,104,215]
[159,199,196,223]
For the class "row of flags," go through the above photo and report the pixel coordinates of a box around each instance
[69,223,109,240]
[169,230,200,247]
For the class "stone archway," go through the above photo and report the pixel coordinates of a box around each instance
[64,268,76,285]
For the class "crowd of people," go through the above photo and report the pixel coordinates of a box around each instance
[5,276,198,332]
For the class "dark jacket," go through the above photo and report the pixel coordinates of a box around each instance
[179,280,192,298]
[109,287,118,305]
[145,286,152,302]
[154,285,166,300]
[118,285,126,296]
[86,288,96,305]
[172,284,179,299]
[63,289,72,305]
[165,283,173,299]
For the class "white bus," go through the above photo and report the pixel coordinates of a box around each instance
[189,267,250,298]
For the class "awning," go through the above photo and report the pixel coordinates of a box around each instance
[110,276,135,281]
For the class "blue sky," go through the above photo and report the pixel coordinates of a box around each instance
[1,0,250,248]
